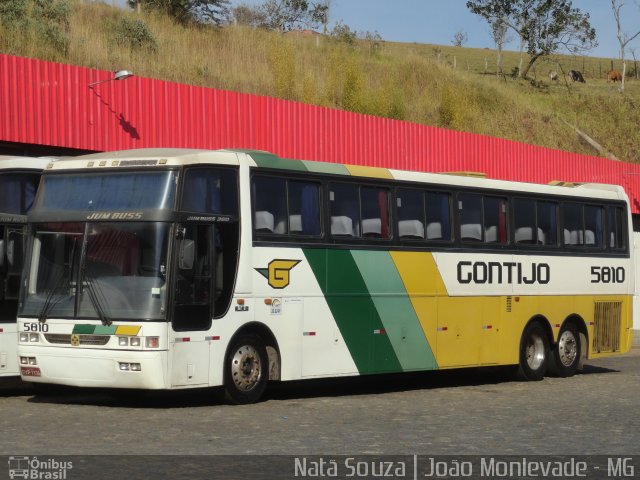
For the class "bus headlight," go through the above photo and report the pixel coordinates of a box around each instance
[130,337,141,347]
[145,337,159,349]
[19,333,29,342]
[29,333,39,342]
[118,337,129,347]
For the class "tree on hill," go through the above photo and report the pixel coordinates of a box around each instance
[611,0,640,92]
[467,0,597,79]
[128,0,231,25]
[260,0,329,32]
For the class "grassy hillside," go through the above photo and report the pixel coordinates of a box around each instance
[2,1,639,162]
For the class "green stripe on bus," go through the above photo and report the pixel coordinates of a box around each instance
[350,251,437,371]
[250,153,308,172]
[303,248,402,374]
[301,160,350,176]
[72,324,95,334]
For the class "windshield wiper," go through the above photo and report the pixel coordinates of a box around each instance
[77,226,112,327]
[38,240,78,323]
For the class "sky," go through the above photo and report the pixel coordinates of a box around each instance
[114,0,640,59]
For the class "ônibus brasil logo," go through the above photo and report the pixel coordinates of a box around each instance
[8,456,73,479]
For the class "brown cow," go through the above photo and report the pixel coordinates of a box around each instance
[607,69,623,82]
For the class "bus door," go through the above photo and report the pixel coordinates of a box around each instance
[169,224,213,386]
[0,224,25,374]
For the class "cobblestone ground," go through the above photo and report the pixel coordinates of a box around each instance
[1,350,638,456]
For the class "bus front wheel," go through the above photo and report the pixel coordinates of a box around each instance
[517,322,549,381]
[549,323,581,377]
[223,334,269,404]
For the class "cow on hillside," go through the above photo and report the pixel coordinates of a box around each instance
[549,71,558,81]
[607,69,622,82]
[569,70,586,83]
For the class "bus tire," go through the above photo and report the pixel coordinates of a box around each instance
[549,323,581,377]
[517,322,549,381]
[223,334,268,404]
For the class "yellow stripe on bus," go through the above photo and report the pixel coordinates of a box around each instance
[345,165,393,179]
[115,325,141,336]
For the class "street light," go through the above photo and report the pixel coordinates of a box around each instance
[88,70,134,87]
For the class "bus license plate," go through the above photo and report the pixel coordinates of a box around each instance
[20,367,41,377]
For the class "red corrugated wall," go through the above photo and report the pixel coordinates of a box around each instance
[2,53,640,212]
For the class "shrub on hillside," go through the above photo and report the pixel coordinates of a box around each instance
[113,17,158,53]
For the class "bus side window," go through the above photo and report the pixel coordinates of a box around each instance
[288,181,321,236]
[608,206,626,249]
[563,203,584,246]
[330,184,360,237]
[426,192,451,241]
[361,186,390,239]
[483,196,508,244]
[458,193,483,241]
[584,205,604,247]
[397,188,425,239]
[253,177,287,234]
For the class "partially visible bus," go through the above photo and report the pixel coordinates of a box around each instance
[17,149,634,403]
[0,156,51,377]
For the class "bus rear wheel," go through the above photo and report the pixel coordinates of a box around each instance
[549,323,581,377]
[517,322,549,381]
[223,334,268,404]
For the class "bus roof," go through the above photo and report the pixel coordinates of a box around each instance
[45,148,628,203]
[0,155,53,171]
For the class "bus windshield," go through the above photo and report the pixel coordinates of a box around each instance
[21,222,170,321]
[33,171,177,212]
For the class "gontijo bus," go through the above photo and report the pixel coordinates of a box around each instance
[17,149,633,403]
[0,156,50,377]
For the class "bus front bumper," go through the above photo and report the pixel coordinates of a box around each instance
[18,346,168,389]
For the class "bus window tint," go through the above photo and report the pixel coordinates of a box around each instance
[458,193,483,241]
[537,201,558,246]
[182,168,238,215]
[608,206,625,249]
[330,184,359,237]
[514,199,536,244]
[563,203,584,246]
[484,197,507,244]
[584,205,604,247]
[360,187,390,239]
[426,192,451,240]
[288,181,321,236]
[397,189,425,239]
[253,177,287,234]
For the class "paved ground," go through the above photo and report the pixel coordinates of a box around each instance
[1,350,638,457]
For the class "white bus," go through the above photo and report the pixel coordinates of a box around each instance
[0,156,50,377]
[17,149,634,403]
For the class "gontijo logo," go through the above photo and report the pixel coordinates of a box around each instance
[256,259,301,289]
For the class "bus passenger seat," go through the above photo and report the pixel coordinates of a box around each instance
[255,210,275,233]
[584,230,595,245]
[289,214,302,234]
[362,218,381,237]
[426,222,442,240]
[461,223,482,241]
[331,216,353,236]
[484,225,497,243]
[399,220,424,239]
[515,227,534,243]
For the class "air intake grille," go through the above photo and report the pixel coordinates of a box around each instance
[592,302,622,353]
[506,296,512,313]
[44,334,110,346]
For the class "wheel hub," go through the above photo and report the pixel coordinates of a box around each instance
[558,330,577,367]
[526,333,545,370]
[231,345,262,391]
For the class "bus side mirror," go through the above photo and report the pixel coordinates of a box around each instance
[178,239,195,270]
[0,239,4,268]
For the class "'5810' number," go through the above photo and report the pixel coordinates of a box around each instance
[591,266,625,284]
